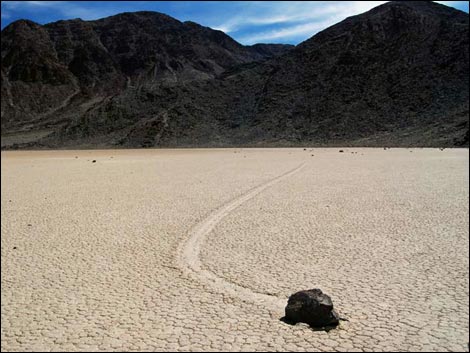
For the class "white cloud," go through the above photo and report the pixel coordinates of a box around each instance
[238,19,335,44]
[213,2,387,32]
[229,1,387,44]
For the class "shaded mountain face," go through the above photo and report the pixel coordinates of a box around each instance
[45,13,293,88]
[1,1,468,148]
[198,0,468,147]
[1,11,293,138]
[1,20,79,131]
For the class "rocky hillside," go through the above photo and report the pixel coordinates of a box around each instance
[1,1,468,148]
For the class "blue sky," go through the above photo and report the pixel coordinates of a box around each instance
[1,1,468,45]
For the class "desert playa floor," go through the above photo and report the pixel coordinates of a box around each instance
[1,148,469,352]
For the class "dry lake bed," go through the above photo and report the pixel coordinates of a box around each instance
[1,148,469,352]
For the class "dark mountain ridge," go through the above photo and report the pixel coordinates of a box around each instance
[1,1,468,149]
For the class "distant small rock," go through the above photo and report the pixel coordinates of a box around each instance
[13,246,17,250]
[92,160,96,163]
[285,289,340,328]
[339,150,344,153]
[27,224,32,227]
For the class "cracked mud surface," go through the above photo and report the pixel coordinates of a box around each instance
[2,148,468,351]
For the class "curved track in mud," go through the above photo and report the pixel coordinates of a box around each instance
[176,162,306,316]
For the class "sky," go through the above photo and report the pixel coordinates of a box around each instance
[1,1,469,45]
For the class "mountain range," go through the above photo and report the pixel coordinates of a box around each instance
[1,1,468,149]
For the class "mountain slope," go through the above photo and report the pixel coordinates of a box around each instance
[217,0,469,146]
[1,1,468,148]
[1,11,293,146]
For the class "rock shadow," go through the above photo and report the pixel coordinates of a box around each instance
[279,316,339,332]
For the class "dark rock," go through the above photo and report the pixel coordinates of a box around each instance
[13,247,17,249]
[285,289,340,328]
[248,43,294,58]
[339,150,344,153]
[92,160,96,163]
